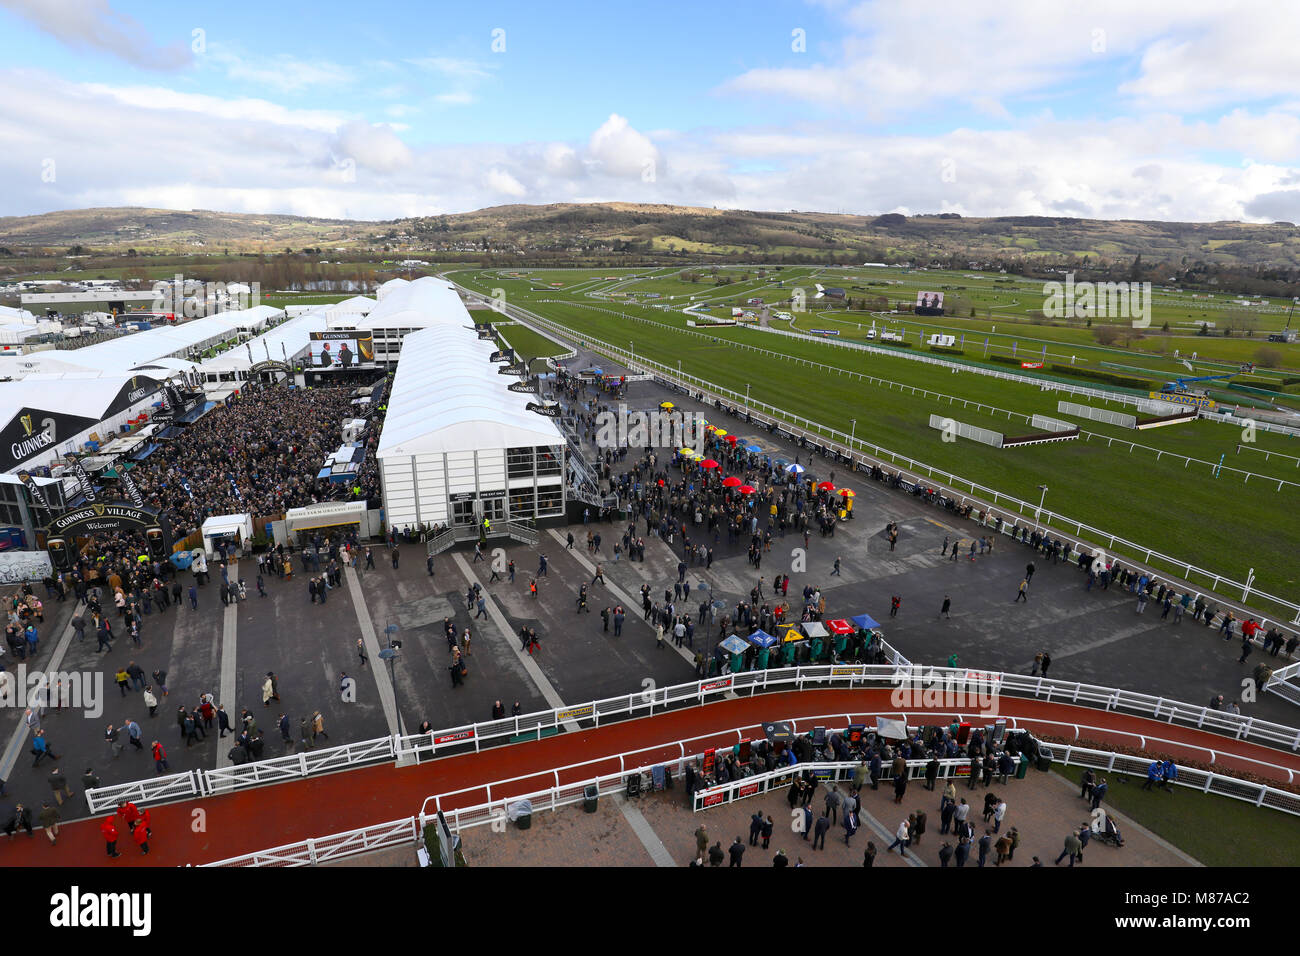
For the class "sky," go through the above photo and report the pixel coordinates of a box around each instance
[1,0,1299,224]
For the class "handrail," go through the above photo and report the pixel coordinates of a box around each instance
[86,661,1300,813]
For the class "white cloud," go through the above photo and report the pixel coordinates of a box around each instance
[333,120,414,174]
[587,114,661,179]
[0,0,191,69]
[203,46,355,94]
[721,1,1299,117]
[2,65,1298,227]
[484,168,526,197]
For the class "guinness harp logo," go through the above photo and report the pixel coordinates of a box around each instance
[93,504,105,516]
[20,415,33,437]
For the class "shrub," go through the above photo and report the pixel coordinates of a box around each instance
[1254,346,1284,368]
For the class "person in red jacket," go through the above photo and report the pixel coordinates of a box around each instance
[100,817,121,858]
[137,807,152,838]
[116,800,140,833]
[151,741,169,774]
[133,821,150,855]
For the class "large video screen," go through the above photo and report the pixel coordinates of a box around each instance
[309,330,374,369]
[915,291,945,313]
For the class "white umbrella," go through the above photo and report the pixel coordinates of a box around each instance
[785,463,805,475]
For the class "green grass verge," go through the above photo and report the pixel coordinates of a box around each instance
[1054,765,1298,867]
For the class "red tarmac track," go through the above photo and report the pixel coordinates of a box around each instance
[6,690,1297,867]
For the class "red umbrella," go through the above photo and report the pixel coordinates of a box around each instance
[825,618,854,635]
[701,459,720,469]
[816,481,836,491]
[657,478,665,486]
[722,476,742,488]
[738,484,756,494]
[725,434,740,445]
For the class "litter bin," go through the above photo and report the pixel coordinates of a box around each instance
[583,784,599,813]
[1035,754,1052,772]
[1016,753,1029,779]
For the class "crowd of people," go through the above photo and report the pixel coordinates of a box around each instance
[121,382,386,539]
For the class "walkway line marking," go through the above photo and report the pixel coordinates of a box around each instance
[1046,770,1203,867]
[450,552,576,728]
[615,793,677,867]
[817,781,925,867]
[344,566,402,738]
[548,528,718,678]
[216,560,239,767]
[0,611,80,781]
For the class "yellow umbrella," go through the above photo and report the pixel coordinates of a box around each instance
[660,401,675,410]
[691,453,705,462]
[678,447,695,456]
[714,429,727,437]
[838,488,856,498]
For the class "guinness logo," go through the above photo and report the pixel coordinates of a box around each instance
[20,415,32,437]
[93,504,105,516]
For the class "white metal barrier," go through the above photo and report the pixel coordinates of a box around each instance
[202,712,1300,867]
[86,661,1300,814]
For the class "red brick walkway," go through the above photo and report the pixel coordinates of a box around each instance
[3,690,1294,867]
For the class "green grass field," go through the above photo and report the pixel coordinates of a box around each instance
[1054,765,1298,866]
[451,268,1300,612]
[496,323,570,363]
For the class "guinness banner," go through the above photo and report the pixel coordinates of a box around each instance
[47,501,162,537]
[526,402,562,418]
[119,469,145,508]
[498,363,526,376]
[1,409,94,472]
[71,461,97,502]
[507,379,537,393]
[16,471,49,511]
[489,348,514,363]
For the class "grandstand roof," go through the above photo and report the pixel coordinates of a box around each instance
[0,371,165,426]
[11,314,245,378]
[376,326,563,457]
[355,277,469,331]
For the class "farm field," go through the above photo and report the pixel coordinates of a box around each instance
[450,267,1300,611]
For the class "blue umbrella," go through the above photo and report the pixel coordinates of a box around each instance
[850,613,880,630]
[719,635,749,655]
[746,629,779,649]
[744,444,762,454]
[773,458,789,468]
[785,463,805,475]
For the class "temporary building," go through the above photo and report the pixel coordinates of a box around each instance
[377,325,565,531]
